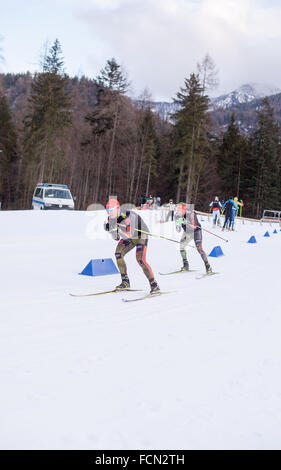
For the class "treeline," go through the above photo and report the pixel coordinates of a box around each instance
[0,40,280,217]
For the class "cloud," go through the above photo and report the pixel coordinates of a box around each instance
[73,0,281,100]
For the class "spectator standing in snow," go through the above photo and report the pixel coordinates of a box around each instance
[140,195,147,208]
[209,196,222,226]
[147,195,154,210]
[166,199,175,221]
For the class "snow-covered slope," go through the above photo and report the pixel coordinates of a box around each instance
[1,210,281,449]
[212,83,281,109]
[151,101,179,121]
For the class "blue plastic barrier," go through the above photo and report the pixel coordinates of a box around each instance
[80,258,119,276]
[209,246,224,257]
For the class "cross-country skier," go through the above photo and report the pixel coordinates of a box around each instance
[209,196,222,226]
[175,203,212,274]
[231,197,244,230]
[104,198,160,294]
[222,198,238,231]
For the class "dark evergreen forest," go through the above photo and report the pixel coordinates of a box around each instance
[0,41,280,217]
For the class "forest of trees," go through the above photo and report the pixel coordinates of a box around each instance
[0,41,280,217]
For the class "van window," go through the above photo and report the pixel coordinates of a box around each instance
[34,188,44,197]
[44,189,72,199]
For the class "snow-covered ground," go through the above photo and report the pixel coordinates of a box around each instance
[1,209,281,450]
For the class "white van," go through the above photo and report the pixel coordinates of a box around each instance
[32,183,75,210]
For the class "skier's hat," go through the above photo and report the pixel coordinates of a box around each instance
[176,203,186,212]
[106,198,120,212]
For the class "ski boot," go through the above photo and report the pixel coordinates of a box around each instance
[115,275,130,291]
[180,261,190,271]
[205,263,212,275]
[150,280,161,295]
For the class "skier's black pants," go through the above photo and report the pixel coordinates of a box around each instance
[223,215,232,229]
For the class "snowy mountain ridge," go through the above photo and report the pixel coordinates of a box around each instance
[151,83,281,118]
[151,101,179,121]
[212,83,281,109]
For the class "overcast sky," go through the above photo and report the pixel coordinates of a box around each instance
[1,0,281,101]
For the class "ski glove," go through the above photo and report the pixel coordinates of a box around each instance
[175,217,185,226]
[104,222,120,240]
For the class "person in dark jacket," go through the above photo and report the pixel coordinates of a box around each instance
[222,198,238,231]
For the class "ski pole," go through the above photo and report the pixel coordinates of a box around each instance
[116,223,221,247]
[201,227,229,243]
[136,224,229,244]
[183,221,229,242]
[134,228,180,244]
[116,224,199,249]
[134,228,202,251]
[115,222,180,243]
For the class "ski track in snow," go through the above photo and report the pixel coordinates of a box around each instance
[0,210,281,450]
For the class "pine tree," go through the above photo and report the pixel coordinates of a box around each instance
[0,92,18,208]
[23,39,72,194]
[96,58,129,94]
[171,73,209,203]
[140,108,158,197]
[250,98,281,217]
[217,113,244,199]
[85,58,129,197]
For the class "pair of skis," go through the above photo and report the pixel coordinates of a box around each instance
[196,271,219,280]
[69,288,141,297]
[69,270,219,302]
[159,269,219,280]
[69,288,171,302]
[159,269,197,275]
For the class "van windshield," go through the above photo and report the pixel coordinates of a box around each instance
[44,189,72,199]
